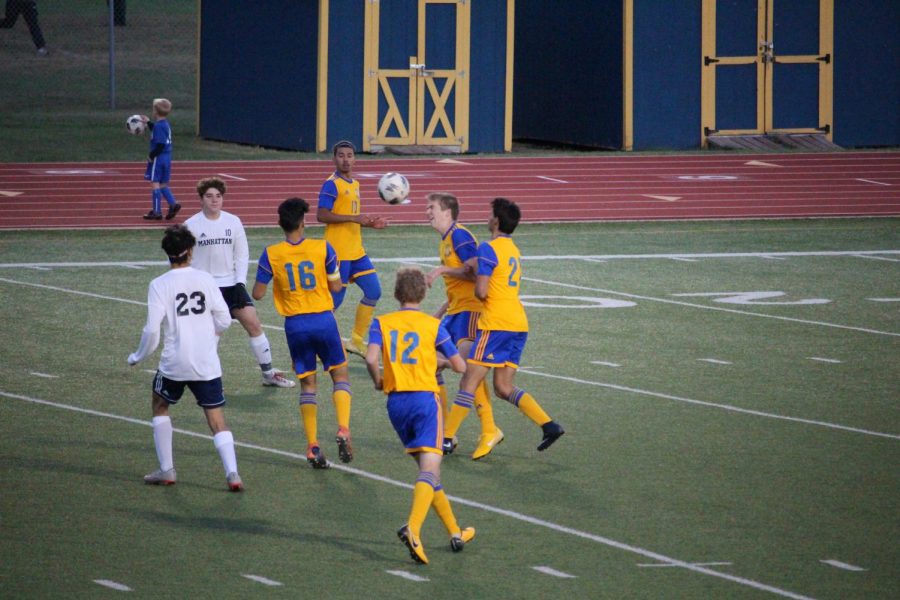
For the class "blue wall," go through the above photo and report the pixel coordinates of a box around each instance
[469,1,509,152]
[514,0,623,149]
[632,1,702,149]
[834,0,900,147]
[324,0,367,151]
[199,0,318,151]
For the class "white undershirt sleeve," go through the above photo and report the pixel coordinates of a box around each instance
[127,283,165,364]
[234,222,249,286]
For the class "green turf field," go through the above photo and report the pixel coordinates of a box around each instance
[1,218,897,599]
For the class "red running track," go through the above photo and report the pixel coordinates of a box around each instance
[0,152,898,230]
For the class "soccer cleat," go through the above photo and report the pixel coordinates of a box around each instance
[226,472,244,492]
[165,203,182,220]
[450,527,476,552]
[142,210,163,220]
[537,421,565,451]
[472,428,504,461]
[397,525,428,565]
[306,445,329,469]
[344,335,366,357]
[143,468,176,485]
[335,427,353,463]
[441,436,458,455]
[262,369,296,388]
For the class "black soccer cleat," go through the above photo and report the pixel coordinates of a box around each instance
[537,421,565,451]
[306,445,329,469]
[441,437,457,455]
[165,203,181,220]
[142,210,162,220]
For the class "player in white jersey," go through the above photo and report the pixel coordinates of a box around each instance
[127,224,243,491]
[184,176,295,388]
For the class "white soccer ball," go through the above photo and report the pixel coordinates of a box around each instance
[377,172,410,205]
[126,114,146,135]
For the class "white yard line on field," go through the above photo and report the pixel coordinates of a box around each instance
[516,369,899,441]
[2,390,818,600]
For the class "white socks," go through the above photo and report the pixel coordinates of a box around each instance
[153,416,238,476]
[213,430,238,475]
[151,416,174,471]
[249,334,273,370]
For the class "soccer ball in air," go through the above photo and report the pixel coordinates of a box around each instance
[377,172,410,205]
[125,114,147,135]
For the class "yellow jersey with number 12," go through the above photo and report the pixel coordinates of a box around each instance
[375,309,448,393]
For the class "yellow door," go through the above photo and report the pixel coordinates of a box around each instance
[363,0,470,152]
[701,0,833,145]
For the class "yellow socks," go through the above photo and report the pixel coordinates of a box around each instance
[510,388,551,426]
[443,390,475,439]
[474,379,497,435]
[299,393,318,446]
[332,381,352,431]
[430,486,460,536]
[409,472,438,536]
[352,301,376,348]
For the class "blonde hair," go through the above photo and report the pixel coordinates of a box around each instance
[153,98,172,116]
[394,267,427,304]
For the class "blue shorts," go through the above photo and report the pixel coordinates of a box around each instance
[152,372,225,408]
[386,391,443,455]
[284,311,347,378]
[219,284,254,312]
[144,157,172,183]
[441,311,480,344]
[339,255,377,284]
[468,330,528,368]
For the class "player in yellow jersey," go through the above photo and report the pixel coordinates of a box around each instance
[444,198,565,452]
[424,192,503,460]
[317,140,387,356]
[364,268,475,565]
[252,198,354,468]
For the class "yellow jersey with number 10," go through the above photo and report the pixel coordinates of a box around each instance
[320,174,365,260]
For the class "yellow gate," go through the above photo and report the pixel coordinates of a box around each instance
[701,0,833,145]
[363,0,470,152]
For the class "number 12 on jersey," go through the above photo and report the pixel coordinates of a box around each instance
[388,330,419,364]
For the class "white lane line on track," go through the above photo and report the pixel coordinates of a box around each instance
[217,173,248,181]
[855,178,890,186]
[2,391,817,600]
[536,176,569,183]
